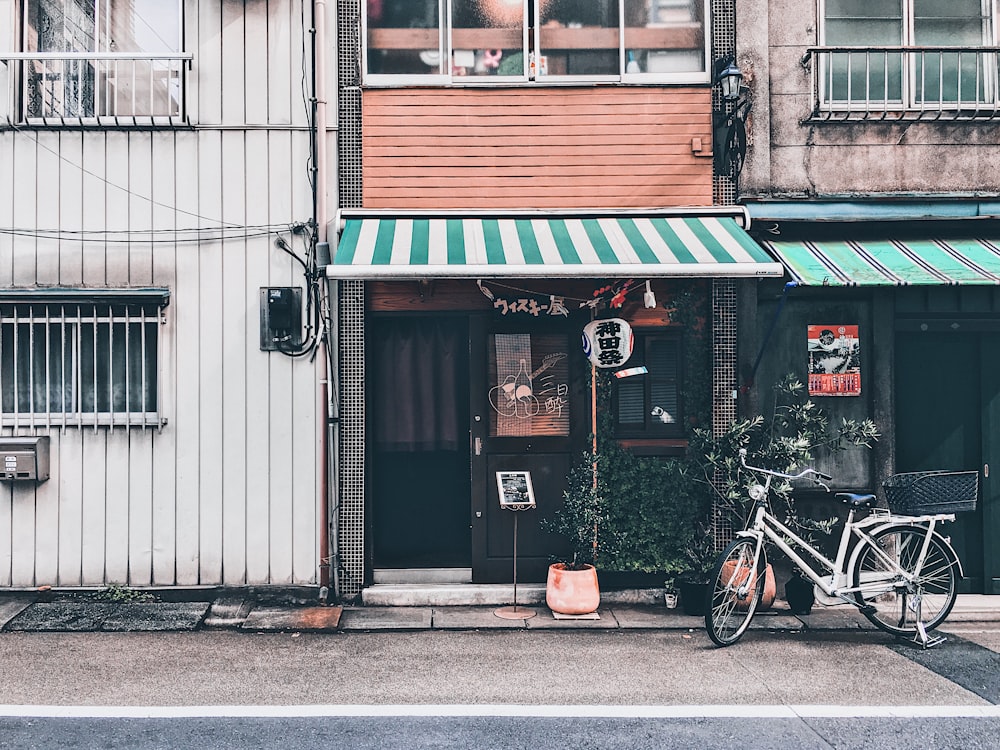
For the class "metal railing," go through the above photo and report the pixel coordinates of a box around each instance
[0,302,163,429]
[802,46,1000,121]
[2,52,192,126]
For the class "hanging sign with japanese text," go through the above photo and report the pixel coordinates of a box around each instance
[808,324,861,396]
[582,318,634,369]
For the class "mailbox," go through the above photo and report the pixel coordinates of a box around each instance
[1,437,50,482]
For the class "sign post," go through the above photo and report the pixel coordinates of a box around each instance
[494,471,537,620]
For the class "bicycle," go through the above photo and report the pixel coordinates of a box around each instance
[704,449,978,649]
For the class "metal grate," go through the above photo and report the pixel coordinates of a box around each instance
[338,280,366,598]
[0,301,163,429]
[337,0,367,601]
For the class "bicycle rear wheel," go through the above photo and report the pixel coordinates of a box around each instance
[852,524,959,637]
[705,537,765,647]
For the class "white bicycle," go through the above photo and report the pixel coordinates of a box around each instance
[705,449,978,648]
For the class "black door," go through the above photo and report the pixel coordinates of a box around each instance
[895,331,1000,594]
[369,317,471,569]
[469,317,588,582]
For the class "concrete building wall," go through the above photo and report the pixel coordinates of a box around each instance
[737,0,1000,200]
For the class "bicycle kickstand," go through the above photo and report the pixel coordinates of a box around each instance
[906,596,946,650]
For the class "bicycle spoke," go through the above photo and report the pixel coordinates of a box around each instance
[852,525,958,638]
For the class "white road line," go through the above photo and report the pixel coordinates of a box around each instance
[1,705,999,719]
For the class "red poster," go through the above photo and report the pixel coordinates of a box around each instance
[808,325,861,396]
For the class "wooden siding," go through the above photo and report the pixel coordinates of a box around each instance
[0,0,330,588]
[362,87,714,209]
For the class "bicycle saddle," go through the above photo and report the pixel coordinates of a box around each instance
[835,492,877,508]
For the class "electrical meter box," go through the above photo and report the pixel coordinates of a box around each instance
[1,437,50,482]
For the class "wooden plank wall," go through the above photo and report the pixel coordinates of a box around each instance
[0,0,329,588]
[363,87,714,209]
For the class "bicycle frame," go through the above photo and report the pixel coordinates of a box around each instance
[733,450,964,606]
[739,501,962,604]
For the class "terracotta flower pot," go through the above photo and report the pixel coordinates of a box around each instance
[720,561,777,611]
[546,562,600,615]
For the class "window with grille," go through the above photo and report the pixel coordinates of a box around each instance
[613,331,682,438]
[364,0,709,85]
[815,0,999,114]
[0,296,165,428]
[9,0,188,124]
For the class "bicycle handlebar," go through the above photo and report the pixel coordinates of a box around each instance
[738,448,832,488]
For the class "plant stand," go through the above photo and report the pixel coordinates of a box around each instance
[494,505,537,620]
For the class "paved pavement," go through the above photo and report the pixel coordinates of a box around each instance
[1,589,998,634]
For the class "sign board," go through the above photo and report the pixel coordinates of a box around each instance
[496,470,536,509]
[808,324,861,396]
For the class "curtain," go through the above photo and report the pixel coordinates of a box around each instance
[372,318,464,452]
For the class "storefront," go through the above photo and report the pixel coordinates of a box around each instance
[329,208,783,586]
[755,217,1000,594]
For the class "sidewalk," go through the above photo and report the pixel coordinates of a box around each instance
[1,589,998,634]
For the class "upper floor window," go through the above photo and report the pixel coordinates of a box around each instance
[8,0,187,125]
[809,0,1000,119]
[364,0,709,85]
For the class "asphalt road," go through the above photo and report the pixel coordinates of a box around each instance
[2,627,999,748]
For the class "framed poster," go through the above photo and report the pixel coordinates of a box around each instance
[808,325,861,396]
[496,470,536,508]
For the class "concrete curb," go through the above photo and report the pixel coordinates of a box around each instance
[1,592,996,634]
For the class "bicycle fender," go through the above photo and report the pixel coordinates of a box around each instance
[846,522,964,586]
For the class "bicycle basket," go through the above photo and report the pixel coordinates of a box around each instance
[882,470,978,515]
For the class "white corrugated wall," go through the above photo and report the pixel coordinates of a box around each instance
[0,0,335,587]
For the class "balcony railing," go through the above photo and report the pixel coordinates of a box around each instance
[801,46,1000,122]
[1,52,192,126]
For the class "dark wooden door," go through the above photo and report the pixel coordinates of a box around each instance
[895,332,1000,594]
[469,317,587,582]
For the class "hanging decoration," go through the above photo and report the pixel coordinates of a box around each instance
[582,318,634,369]
[582,279,640,310]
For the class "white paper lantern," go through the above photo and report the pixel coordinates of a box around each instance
[582,318,634,369]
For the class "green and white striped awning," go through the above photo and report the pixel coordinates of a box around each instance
[328,210,783,279]
[763,237,1000,286]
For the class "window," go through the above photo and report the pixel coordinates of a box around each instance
[819,0,998,110]
[16,0,186,123]
[0,296,165,428]
[613,332,682,438]
[364,0,709,84]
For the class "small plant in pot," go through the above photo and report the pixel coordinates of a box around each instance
[541,450,615,615]
[675,524,717,616]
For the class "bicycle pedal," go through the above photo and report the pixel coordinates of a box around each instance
[856,604,877,615]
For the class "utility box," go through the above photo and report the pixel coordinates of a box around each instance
[259,287,303,351]
[1,437,50,482]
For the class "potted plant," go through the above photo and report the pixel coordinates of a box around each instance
[675,524,717,616]
[691,374,878,608]
[542,450,607,615]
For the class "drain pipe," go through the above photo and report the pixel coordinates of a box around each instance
[312,0,336,596]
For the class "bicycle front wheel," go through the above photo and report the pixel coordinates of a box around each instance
[852,524,959,637]
[705,537,765,647]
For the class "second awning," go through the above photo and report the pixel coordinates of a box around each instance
[763,236,1000,286]
[328,209,783,279]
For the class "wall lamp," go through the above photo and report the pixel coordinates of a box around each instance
[712,55,751,179]
[714,56,744,101]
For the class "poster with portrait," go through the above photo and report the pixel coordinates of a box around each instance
[808,325,861,396]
